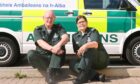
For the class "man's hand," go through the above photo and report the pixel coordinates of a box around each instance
[57,49,64,55]
[51,44,61,54]
[51,33,68,55]
[51,45,64,55]
[51,45,61,54]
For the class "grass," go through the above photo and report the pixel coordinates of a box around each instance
[15,72,27,79]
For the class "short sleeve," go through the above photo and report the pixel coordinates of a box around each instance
[33,28,42,42]
[90,29,100,43]
[57,25,67,37]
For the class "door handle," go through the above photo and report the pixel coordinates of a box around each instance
[83,12,92,15]
[65,12,74,15]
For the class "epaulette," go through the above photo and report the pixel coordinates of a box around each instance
[35,25,43,30]
[55,24,62,30]
[91,28,95,32]
[73,32,79,36]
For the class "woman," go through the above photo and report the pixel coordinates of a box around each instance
[70,15,109,84]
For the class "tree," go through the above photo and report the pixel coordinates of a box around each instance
[138,0,140,2]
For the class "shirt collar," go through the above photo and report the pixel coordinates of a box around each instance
[42,24,47,32]
[42,24,55,32]
[77,28,90,36]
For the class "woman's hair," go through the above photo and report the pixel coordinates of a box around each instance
[76,15,87,24]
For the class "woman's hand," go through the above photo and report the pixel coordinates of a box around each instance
[77,44,87,57]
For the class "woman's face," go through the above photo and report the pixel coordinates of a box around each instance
[77,18,88,32]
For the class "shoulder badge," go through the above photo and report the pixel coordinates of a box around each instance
[35,25,43,30]
[91,28,95,32]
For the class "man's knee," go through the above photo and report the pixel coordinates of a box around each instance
[27,50,38,62]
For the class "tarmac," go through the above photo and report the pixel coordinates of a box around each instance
[1,66,140,84]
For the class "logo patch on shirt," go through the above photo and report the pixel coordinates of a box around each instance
[76,41,79,44]
[87,37,91,42]
[53,33,58,38]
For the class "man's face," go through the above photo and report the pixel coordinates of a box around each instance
[43,12,55,28]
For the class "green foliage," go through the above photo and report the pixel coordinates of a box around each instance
[15,72,27,79]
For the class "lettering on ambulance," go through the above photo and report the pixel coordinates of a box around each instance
[110,34,118,42]
[100,34,118,43]
[22,10,45,44]
[26,33,118,43]
[136,6,140,28]
[26,33,34,41]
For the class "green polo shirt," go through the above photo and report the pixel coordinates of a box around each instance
[72,27,109,69]
[34,24,67,54]
[72,27,100,53]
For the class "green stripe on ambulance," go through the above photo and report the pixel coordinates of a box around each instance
[107,11,136,32]
[0,11,22,31]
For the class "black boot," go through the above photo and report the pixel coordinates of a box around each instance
[97,73,106,82]
[90,73,106,82]
[73,70,91,84]
[45,68,56,84]
[54,68,63,81]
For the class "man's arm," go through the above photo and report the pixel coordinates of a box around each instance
[56,34,69,47]
[37,39,53,51]
[51,33,69,54]
[34,27,53,52]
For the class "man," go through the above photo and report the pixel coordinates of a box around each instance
[27,10,69,84]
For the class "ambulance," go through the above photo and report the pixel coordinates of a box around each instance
[0,0,140,66]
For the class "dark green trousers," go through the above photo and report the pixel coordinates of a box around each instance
[27,50,65,70]
[70,48,109,77]
[70,49,97,73]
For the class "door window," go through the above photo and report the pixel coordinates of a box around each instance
[84,0,103,9]
[84,0,131,10]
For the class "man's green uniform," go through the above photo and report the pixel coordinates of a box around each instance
[70,27,109,82]
[27,24,66,70]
